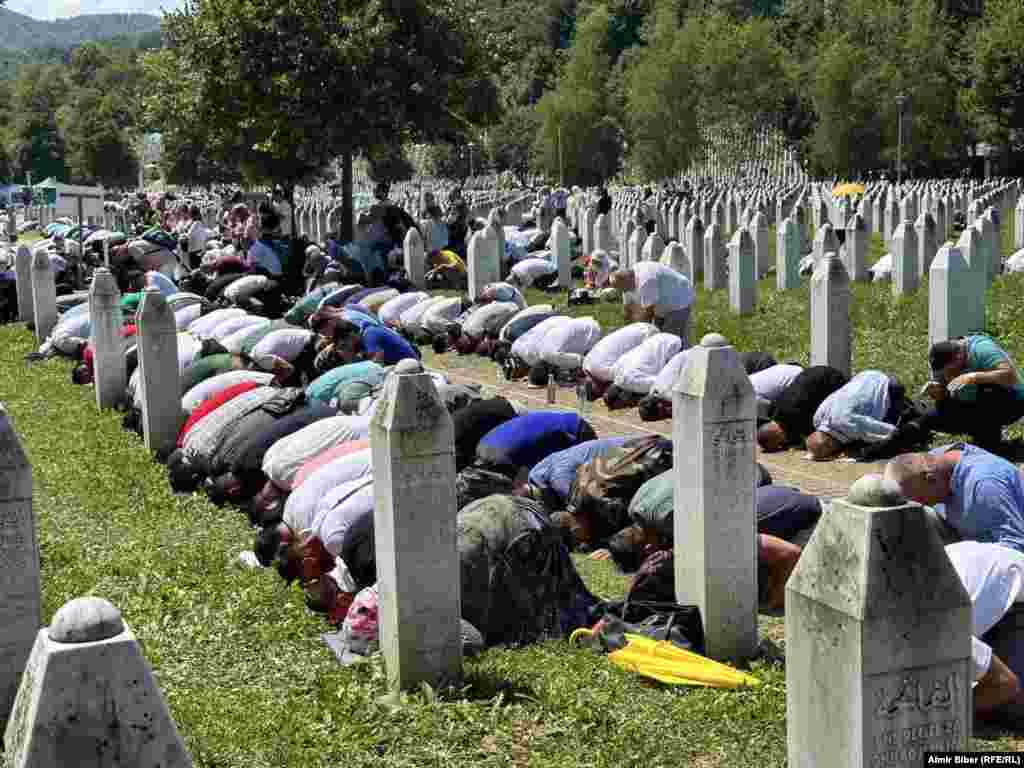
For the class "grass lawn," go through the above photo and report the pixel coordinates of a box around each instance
[1,218,1022,765]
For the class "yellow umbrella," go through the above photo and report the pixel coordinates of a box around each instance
[832,182,865,198]
[570,629,761,689]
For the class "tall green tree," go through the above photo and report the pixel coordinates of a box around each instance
[149,0,496,239]
[535,4,622,185]
[59,89,140,188]
[7,64,69,182]
[966,0,1024,161]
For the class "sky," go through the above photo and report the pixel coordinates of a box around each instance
[5,0,181,20]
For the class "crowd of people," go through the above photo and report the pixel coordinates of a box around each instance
[6,179,1024,725]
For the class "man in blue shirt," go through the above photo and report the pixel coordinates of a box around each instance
[521,436,633,510]
[475,411,598,476]
[331,320,419,366]
[920,335,1024,450]
[885,444,1024,554]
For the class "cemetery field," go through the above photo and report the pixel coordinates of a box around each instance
[3,306,1024,766]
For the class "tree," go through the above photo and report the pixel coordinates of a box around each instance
[967,0,1024,162]
[366,144,415,184]
[150,0,497,239]
[491,106,538,186]
[7,64,69,182]
[60,89,140,188]
[534,4,622,185]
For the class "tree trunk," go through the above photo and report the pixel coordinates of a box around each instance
[341,150,354,243]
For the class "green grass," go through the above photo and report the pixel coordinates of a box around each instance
[0,208,1022,764]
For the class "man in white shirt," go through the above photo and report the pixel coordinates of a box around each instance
[606,333,683,410]
[582,323,659,400]
[536,316,601,381]
[751,364,804,422]
[609,262,694,347]
[944,541,1024,720]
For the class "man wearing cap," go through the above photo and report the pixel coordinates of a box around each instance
[920,335,1024,450]
[608,263,693,347]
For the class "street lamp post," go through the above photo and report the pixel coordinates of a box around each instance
[895,94,907,187]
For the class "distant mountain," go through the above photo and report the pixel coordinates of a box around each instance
[0,7,161,52]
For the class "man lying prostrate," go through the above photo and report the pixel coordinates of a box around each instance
[757,365,849,452]
[509,257,558,289]
[305,361,386,407]
[604,333,683,410]
[945,541,1024,722]
[378,291,428,329]
[520,437,634,510]
[805,370,904,461]
[750,363,804,422]
[885,445,1024,554]
[453,397,524,471]
[581,323,658,402]
[262,412,373,494]
[178,380,265,449]
[608,262,694,346]
[280,446,373,531]
[419,296,466,343]
[637,348,693,421]
[452,301,520,355]
[530,316,602,385]
[475,411,598,478]
[329,319,419,366]
[208,399,339,505]
[256,476,376,624]
[504,315,570,379]
[181,369,276,415]
[168,386,307,492]
[600,470,803,571]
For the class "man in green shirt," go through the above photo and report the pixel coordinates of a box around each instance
[920,335,1024,449]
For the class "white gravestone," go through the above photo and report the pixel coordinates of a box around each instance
[812,222,838,265]
[728,228,756,316]
[14,246,33,324]
[844,213,869,282]
[785,480,972,768]
[488,208,505,277]
[703,223,727,292]
[626,225,645,271]
[0,406,41,728]
[672,334,758,663]
[777,217,801,290]
[621,220,636,266]
[594,213,612,254]
[467,226,501,301]
[929,244,984,349]
[873,194,886,236]
[371,373,462,693]
[403,227,426,290]
[884,194,899,247]
[981,208,1000,279]
[663,242,691,284]
[136,289,183,461]
[641,232,665,263]
[970,222,992,288]
[4,597,192,768]
[914,211,938,280]
[810,253,851,377]
[88,269,125,411]
[1015,196,1024,251]
[551,218,572,290]
[685,216,704,282]
[750,212,770,278]
[934,197,948,243]
[29,251,56,344]
[956,225,984,284]
[891,221,919,296]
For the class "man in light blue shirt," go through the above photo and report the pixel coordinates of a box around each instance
[522,436,633,510]
[885,444,1024,554]
[806,370,899,460]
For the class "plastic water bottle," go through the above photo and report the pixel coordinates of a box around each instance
[547,372,556,404]
[576,380,590,415]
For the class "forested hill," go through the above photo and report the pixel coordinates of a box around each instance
[0,6,161,51]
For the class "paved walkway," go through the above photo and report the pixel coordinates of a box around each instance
[422,350,887,501]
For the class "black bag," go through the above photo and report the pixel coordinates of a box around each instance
[590,599,704,655]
